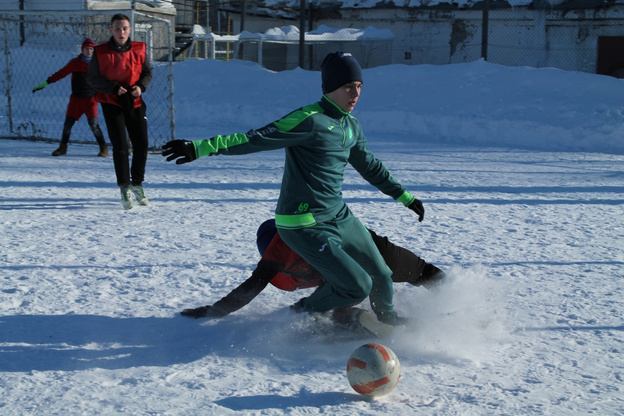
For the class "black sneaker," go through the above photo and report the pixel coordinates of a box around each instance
[419,264,446,289]
[290,298,306,313]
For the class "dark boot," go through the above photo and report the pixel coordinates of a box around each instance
[53,117,75,156]
[52,144,67,156]
[88,117,108,157]
[98,144,108,157]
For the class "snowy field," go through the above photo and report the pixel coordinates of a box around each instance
[1,59,624,415]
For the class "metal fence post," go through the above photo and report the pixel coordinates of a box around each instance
[299,0,306,69]
[481,0,489,60]
[3,20,14,134]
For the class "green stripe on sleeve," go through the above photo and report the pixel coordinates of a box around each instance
[194,133,249,157]
[397,191,416,207]
[274,103,322,132]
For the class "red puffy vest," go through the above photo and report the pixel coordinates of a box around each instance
[94,41,146,109]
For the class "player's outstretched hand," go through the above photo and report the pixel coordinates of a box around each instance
[162,140,197,164]
[180,305,212,318]
[407,199,425,222]
[32,81,48,93]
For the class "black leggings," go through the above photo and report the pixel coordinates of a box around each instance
[60,116,106,147]
[368,229,444,287]
[101,101,148,187]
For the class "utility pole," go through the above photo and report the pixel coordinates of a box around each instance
[19,0,25,46]
[299,0,306,68]
[239,0,247,59]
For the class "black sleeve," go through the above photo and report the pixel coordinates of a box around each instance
[207,259,280,318]
[86,51,118,95]
[136,53,152,92]
[368,229,427,284]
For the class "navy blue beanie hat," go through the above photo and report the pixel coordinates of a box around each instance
[256,219,278,256]
[321,51,363,93]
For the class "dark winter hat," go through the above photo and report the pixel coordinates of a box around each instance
[256,219,278,256]
[321,51,363,93]
[82,38,95,50]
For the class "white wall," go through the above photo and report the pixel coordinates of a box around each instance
[223,5,624,73]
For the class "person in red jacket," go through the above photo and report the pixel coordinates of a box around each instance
[32,38,108,157]
[181,219,445,335]
[86,14,152,210]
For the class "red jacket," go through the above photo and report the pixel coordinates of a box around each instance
[262,233,322,291]
[47,55,95,98]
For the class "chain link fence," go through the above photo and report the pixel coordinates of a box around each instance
[3,3,624,150]
[181,3,624,77]
[0,9,175,150]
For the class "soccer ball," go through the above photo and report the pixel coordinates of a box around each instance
[346,343,401,398]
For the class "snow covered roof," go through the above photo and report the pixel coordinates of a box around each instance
[86,0,176,15]
[250,24,394,41]
[87,0,174,8]
[259,0,619,11]
[261,0,534,9]
[196,24,393,43]
[0,0,175,11]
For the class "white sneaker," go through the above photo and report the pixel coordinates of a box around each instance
[332,307,395,339]
[355,310,395,339]
[131,185,149,206]
[120,187,133,210]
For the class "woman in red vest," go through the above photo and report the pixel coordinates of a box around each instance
[87,13,152,210]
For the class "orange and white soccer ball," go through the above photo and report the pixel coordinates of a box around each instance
[346,343,401,398]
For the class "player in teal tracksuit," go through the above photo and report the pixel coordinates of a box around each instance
[162,51,425,325]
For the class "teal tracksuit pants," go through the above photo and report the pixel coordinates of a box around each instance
[277,205,395,318]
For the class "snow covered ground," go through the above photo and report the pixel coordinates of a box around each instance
[1,59,624,415]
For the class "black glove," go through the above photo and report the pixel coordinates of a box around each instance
[119,91,136,113]
[180,305,212,318]
[407,199,425,222]
[162,140,197,164]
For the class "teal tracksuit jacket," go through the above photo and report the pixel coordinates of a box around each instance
[192,95,416,319]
